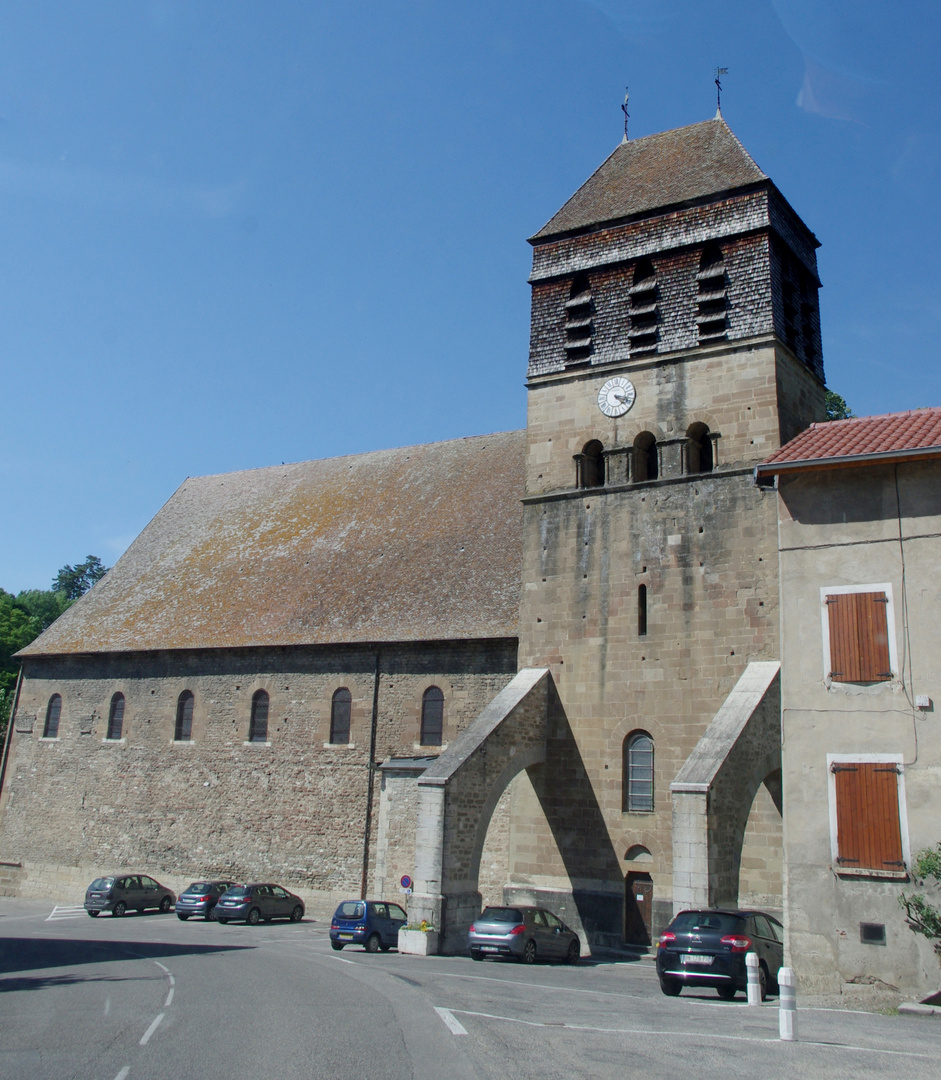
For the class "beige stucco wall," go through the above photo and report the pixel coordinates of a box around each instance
[778,460,941,995]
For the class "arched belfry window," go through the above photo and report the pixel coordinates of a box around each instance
[43,694,62,738]
[628,258,659,354]
[623,732,654,812]
[633,432,659,483]
[249,690,269,743]
[576,439,605,489]
[420,686,444,746]
[686,422,714,474]
[330,688,352,745]
[175,690,194,741]
[107,693,125,741]
[564,272,593,363]
[697,243,728,342]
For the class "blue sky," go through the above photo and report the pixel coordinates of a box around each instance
[2,1,939,592]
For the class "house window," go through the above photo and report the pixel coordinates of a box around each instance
[43,694,62,738]
[175,691,194,741]
[330,688,352,744]
[107,693,125,740]
[686,422,714,474]
[829,757,907,875]
[633,432,659,482]
[420,686,444,746]
[576,440,605,488]
[623,732,654,812]
[249,690,269,742]
[824,589,893,682]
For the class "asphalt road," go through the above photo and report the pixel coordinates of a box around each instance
[1,899,938,1080]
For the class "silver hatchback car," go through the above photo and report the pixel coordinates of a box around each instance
[468,905,581,964]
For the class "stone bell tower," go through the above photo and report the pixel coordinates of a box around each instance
[504,115,827,944]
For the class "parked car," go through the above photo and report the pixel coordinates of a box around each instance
[656,909,783,1000]
[84,874,176,917]
[467,905,581,964]
[212,883,304,924]
[175,880,239,920]
[329,900,408,952]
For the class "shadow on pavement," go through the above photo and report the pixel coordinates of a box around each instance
[0,936,254,978]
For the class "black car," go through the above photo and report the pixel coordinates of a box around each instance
[84,874,176,917]
[175,880,238,920]
[213,883,305,924]
[656,909,783,1000]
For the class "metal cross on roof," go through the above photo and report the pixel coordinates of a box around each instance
[621,87,629,142]
[715,68,728,113]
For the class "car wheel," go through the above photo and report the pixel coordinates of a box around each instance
[159,896,172,914]
[217,918,229,924]
[659,976,681,997]
[87,911,99,918]
[717,984,737,1001]
[522,939,537,964]
[565,940,580,964]
[758,963,769,1002]
[247,907,261,926]
[113,901,127,917]
[177,913,190,921]
[290,905,304,923]
[365,933,381,953]
[330,941,344,951]
[470,950,484,961]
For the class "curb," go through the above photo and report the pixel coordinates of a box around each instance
[898,1002,941,1017]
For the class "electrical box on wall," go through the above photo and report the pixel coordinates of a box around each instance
[916,695,933,710]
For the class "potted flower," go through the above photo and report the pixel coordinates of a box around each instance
[398,919,439,956]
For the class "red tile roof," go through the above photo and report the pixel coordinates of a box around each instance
[19,431,525,657]
[758,408,941,474]
[531,116,767,241]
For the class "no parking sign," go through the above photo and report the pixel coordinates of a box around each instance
[400,874,413,894]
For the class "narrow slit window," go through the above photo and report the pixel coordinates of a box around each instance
[43,694,62,738]
[638,584,647,636]
[420,686,444,746]
[330,688,352,744]
[249,690,269,742]
[107,693,125,741]
[175,690,194,741]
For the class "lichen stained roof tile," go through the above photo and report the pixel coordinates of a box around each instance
[21,431,525,657]
[531,116,766,241]
[758,408,941,472]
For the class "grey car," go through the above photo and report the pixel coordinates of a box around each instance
[213,883,305,924]
[468,905,581,964]
[175,880,238,920]
[84,874,176,917]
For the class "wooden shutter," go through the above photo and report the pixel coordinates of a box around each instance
[832,762,904,870]
[826,592,892,682]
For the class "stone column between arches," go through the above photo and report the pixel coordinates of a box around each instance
[670,661,781,913]
[410,668,550,954]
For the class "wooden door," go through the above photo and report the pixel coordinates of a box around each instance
[624,872,653,946]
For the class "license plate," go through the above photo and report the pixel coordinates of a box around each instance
[681,954,713,965]
[480,946,499,952]
[338,933,354,940]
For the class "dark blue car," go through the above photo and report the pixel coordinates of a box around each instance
[329,900,408,952]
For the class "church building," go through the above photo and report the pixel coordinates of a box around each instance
[5,113,935,997]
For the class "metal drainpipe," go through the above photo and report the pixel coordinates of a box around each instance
[360,650,381,900]
[0,666,25,802]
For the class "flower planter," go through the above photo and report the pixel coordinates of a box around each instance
[398,928,439,956]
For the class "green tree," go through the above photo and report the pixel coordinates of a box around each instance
[900,845,941,955]
[53,555,108,600]
[825,390,855,421]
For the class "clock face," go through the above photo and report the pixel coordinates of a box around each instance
[597,377,636,418]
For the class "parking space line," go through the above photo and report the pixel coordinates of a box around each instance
[45,905,86,922]
[164,987,174,1007]
[139,1013,164,1046]
[112,1067,130,1080]
[434,1007,468,1035]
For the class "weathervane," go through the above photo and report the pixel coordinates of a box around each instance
[621,87,629,142]
[715,67,728,113]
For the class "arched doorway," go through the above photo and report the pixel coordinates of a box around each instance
[624,845,653,946]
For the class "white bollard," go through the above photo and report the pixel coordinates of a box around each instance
[778,966,797,1041]
[745,951,762,1006]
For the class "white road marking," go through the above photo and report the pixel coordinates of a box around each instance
[152,961,169,973]
[139,1012,165,1046]
[45,905,86,921]
[434,1007,468,1035]
[168,973,175,986]
[104,995,111,1016]
[164,987,174,1007]
[330,955,356,965]
[113,1068,130,1080]
[448,1009,935,1059]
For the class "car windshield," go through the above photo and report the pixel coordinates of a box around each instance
[225,887,250,898]
[479,907,523,923]
[336,902,365,919]
[89,878,114,890]
[670,912,744,934]
[184,883,212,895]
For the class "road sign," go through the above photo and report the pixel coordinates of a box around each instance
[400,875,412,890]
